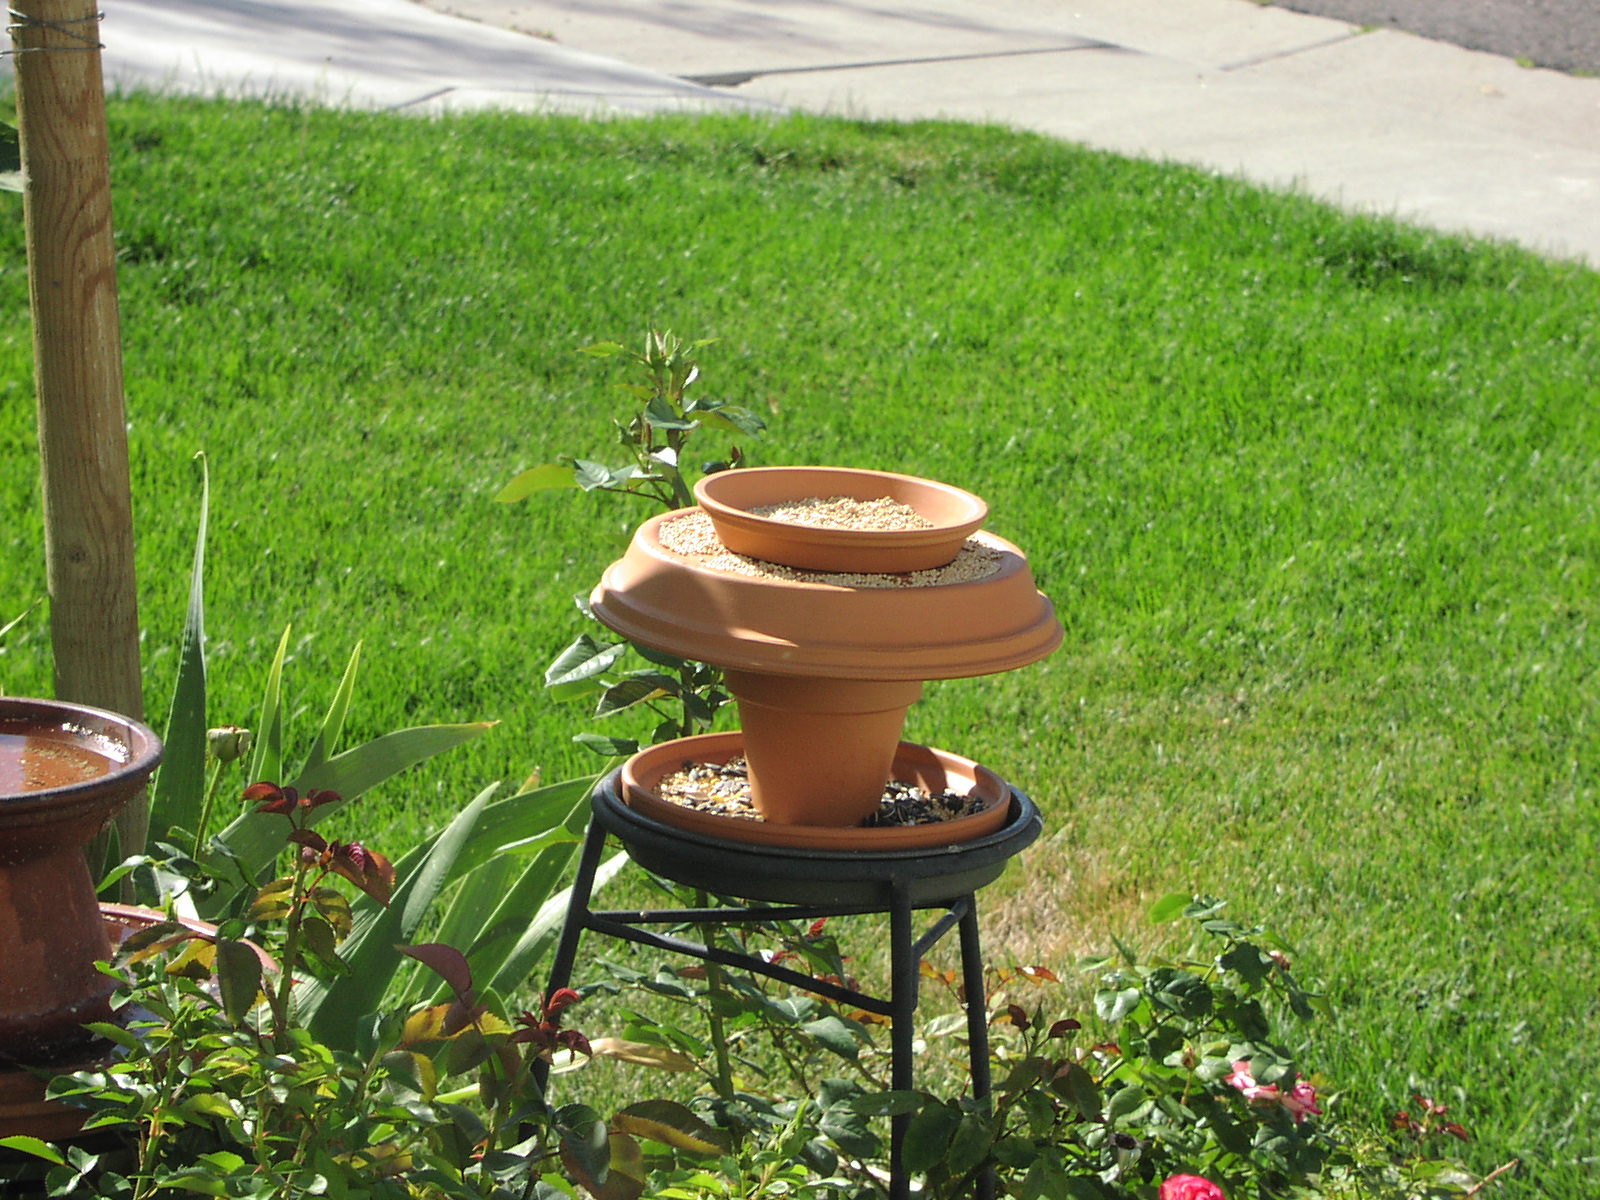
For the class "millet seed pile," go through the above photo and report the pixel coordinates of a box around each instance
[659,509,1000,587]
[748,495,933,532]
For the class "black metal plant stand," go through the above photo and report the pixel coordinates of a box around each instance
[540,770,1042,1200]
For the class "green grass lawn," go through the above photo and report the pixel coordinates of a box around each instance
[1,95,1596,1195]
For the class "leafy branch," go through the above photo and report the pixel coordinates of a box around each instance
[496,331,765,512]
[500,331,767,756]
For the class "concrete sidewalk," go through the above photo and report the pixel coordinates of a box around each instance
[66,0,1600,267]
[419,0,1600,267]
[96,0,775,116]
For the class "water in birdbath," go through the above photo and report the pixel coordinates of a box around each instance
[0,723,119,795]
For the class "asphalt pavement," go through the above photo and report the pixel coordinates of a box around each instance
[8,0,1598,266]
[1271,0,1600,78]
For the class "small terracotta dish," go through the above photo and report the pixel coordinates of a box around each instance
[693,466,987,573]
[621,731,1010,850]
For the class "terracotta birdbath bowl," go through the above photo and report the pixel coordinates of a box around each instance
[694,466,987,573]
[0,904,263,1142]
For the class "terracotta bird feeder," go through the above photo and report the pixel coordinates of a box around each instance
[590,467,1061,847]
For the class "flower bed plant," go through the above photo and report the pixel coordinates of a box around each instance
[0,880,1499,1199]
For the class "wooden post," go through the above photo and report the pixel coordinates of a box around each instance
[11,0,147,864]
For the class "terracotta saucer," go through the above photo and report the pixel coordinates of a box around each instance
[693,466,987,573]
[621,732,1011,850]
[591,515,1061,682]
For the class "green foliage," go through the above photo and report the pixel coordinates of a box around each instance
[0,832,723,1200]
[0,120,20,192]
[147,453,212,848]
[565,900,1499,1199]
[563,911,898,1195]
[0,600,34,643]
[496,330,765,512]
[103,464,601,1066]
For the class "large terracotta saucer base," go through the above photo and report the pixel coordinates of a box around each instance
[693,466,988,573]
[620,732,1011,850]
[591,512,1061,682]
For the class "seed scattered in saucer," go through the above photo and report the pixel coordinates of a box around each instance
[749,495,932,532]
[658,510,1000,587]
[654,757,986,826]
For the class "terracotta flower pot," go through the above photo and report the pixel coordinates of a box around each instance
[0,698,162,1063]
[590,469,1061,840]
[721,672,922,826]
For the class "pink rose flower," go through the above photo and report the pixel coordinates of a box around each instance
[1225,1059,1321,1123]
[1282,1077,1322,1122]
[1161,1175,1227,1200]
[1224,1059,1278,1102]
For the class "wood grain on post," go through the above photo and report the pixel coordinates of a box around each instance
[12,0,148,862]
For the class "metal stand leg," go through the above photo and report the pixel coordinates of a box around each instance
[888,881,915,1200]
[959,899,996,1200]
[531,814,609,1097]
[538,811,1006,1200]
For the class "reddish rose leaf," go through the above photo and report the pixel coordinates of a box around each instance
[397,943,474,998]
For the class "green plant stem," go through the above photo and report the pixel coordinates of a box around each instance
[133,1002,190,1200]
[271,857,313,1052]
[191,758,225,859]
[292,1121,316,1178]
[594,483,672,509]
[695,892,738,1111]
[676,662,699,739]
[349,1043,389,1133]
[436,1082,481,1105]
[703,960,737,1106]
